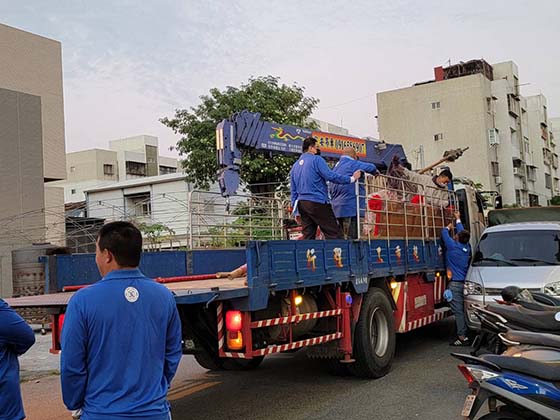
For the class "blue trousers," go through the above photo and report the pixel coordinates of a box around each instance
[449,281,467,337]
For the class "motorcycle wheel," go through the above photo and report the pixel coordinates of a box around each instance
[477,406,529,420]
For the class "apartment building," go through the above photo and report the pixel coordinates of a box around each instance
[54,135,178,203]
[0,23,66,296]
[377,59,558,206]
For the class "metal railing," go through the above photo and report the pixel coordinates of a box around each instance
[359,173,456,243]
[187,190,287,249]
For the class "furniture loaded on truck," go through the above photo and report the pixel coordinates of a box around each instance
[5,111,483,378]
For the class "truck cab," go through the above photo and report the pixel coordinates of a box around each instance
[464,221,560,330]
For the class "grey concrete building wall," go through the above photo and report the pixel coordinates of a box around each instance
[0,24,66,297]
[0,88,46,296]
[0,23,66,181]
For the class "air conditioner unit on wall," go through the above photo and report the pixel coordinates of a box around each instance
[513,168,519,175]
[488,128,500,146]
[495,176,503,185]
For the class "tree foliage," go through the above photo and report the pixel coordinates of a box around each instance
[160,76,319,190]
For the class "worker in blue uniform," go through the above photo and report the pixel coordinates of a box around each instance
[61,221,182,420]
[0,298,35,420]
[441,211,471,346]
[330,147,378,239]
[290,137,362,240]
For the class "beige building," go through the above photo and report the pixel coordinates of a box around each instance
[54,135,178,203]
[0,23,66,297]
[377,59,558,207]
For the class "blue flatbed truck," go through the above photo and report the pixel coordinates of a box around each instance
[6,111,482,378]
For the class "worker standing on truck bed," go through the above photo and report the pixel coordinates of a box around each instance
[330,146,378,239]
[61,221,182,420]
[290,137,361,240]
[442,211,471,346]
[0,298,35,420]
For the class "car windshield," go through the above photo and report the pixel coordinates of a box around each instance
[472,229,560,266]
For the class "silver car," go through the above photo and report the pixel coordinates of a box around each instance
[464,222,560,330]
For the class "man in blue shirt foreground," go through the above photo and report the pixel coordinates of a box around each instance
[290,137,361,239]
[330,147,378,239]
[441,211,471,346]
[61,221,182,420]
[0,299,35,420]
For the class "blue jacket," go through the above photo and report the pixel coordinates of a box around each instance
[290,152,353,208]
[61,269,182,420]
[0,299,35,420]
[442,222,471,281]
[329,156,377,218]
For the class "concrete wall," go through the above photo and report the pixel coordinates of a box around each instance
[0,88,46,296]
[0,23,65,181]
[0,24,66,296]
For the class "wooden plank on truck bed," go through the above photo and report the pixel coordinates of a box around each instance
[4,277,249,309]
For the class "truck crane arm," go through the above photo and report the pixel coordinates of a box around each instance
[216,110,407,197]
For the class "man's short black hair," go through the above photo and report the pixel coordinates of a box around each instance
[97,221,142,267]
[457,230,470,244]
[302,137,317,152]
[439,169,453,181]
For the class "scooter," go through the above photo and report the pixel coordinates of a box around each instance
[452,341,560,419]
[470,287,560,356]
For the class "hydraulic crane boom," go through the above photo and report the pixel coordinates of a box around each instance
[216,110,407,196]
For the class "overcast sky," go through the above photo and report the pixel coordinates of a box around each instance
[1,1,559,157]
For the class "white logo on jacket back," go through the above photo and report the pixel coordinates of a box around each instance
[124,287,139,303]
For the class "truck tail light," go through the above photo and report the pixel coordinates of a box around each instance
[226,310,242,332]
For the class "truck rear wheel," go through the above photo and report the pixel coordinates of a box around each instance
[221,356,264,371]
[348,287,396,378]
[193,349,224,371]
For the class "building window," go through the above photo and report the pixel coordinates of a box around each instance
[529,194,539,207]
[103,164,114,176]
[431,101,440,110]
[545,173,552,189]
[126,193,151,217]
[126,161,146,176]
[70,166,76,172]
[491,162,500,177]
[527,167,537,182]
[515,190,521,206]
[159,166,177,175]
[433,133,443,142]
[71,189,76,194]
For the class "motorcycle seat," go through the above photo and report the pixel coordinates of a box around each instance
[487,303,560,332]
[482,354,560,382]
[505,330,560,349]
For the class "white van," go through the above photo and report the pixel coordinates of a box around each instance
[464,221,560,330]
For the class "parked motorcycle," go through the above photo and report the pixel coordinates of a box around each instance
[452,349,560,419]
[470,286,560,356]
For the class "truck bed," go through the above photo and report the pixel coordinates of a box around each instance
[4,277,249,309]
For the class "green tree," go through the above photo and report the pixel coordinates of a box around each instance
[160,76,319,191]
[551,196,560,206]
[138,222,176,251]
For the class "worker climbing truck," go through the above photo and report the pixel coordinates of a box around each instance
[6,111,482,378]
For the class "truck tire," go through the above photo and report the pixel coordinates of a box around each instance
[221,356,264,371]
[193,349,224,371]
[348,287,396,378]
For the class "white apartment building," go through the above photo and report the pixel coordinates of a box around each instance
[377,59,559,207]
[84,174,253,249]
[54,135,178,203]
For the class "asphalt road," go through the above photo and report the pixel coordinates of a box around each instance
[21,317,474,420]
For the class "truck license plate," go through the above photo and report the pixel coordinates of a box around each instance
[461,394,476,417]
